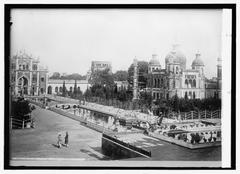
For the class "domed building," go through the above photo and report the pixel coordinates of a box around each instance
[148,54,161,73]
[165,44,187,71]
[147,45,207,100]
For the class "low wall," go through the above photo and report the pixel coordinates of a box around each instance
[28,100,45,108]
[48,107,113,134]
[102,133,151,159]
[148,132,221,149]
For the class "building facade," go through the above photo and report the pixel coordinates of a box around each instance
[91,61,112,73]
[147,44,220,100]
[10,52,48,96]
[47,79,90,95]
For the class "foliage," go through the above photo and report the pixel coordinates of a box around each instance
[90,68,114,87]
[62,81,67,97]
[113,70,128,81]
[50,72,86,80]
[11,97,32,120]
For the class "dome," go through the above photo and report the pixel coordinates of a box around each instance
[165,45,186,69]
[149,54,160,65]
[192,52,204,66]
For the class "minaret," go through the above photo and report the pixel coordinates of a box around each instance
[132,58,138,101]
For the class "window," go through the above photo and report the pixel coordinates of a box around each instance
[158,79,160,88]
[193,92,196,99]
[157,93,159,99]
[70,87,73,92]
[193,79,196,88]
[33,64,37,70]
[26,64,29,70]
[60,87,63,92]
[189,79,193,88]
[55,87,58,93]
[41,77,44,82]
[40,88,44,94]
[176,67,179,74]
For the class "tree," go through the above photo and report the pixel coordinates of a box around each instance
[62,81,67,97]
[11,97,32,120]
[113,70,128,81]
[73,80,78,98]
[128,61,148,89]
[90,68,114,87]
[50,72,61,79]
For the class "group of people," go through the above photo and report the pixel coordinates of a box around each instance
[57,131,69,148]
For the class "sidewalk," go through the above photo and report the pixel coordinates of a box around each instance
[10,106,107,161]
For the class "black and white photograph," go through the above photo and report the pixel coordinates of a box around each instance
[4,4,236,169]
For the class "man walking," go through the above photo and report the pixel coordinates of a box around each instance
[65,131,69,147]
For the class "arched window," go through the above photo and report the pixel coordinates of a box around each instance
[55,87,58,93]
[41,77,44,82]
[40,88,44,94]
[158,79,160,88]
[189,91,192,99]
[59,87,63,92]
[48,86,52,94]
[185,79,188,87]
[176,67,179,74]
[154,79,157,88]
[193,79,196,88]
[161,79,164,87]
[184,92,188,99]
[193,92,196,99]
[189,79,193,88]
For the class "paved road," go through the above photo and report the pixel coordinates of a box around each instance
[10,106,107,161]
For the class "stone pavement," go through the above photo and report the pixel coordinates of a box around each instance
[10,106,108,162]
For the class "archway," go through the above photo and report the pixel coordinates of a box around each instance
[48,86,52,94]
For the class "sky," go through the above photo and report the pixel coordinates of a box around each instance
[10,9,222,78]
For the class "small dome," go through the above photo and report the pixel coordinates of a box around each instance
[165,44,186,69]
[149,54,160,65]
[192,52,204,66]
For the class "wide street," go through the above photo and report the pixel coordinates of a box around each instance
[10,105,108,164]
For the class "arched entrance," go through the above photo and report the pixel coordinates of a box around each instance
[18,76,28,95]
[48,86,52,94]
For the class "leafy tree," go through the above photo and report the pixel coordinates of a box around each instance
[49,72,61,79]
[11,97,32,120]
[90,68,114,87]
[73,80,78,98]
[113,70,128,81]
[62,81,67,97]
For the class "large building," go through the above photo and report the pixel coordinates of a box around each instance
[47,79,90,95]
[10,52,48,96]
[147,44,221,100]
[91,61,112,73]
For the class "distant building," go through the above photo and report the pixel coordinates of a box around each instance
[10,52,48,96]
[91,61,112,73]
[114,81,129,92]
[47,79,90,95]
[205,77,218,98]
[146,44,221,100]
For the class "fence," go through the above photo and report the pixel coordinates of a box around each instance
[10,117,32,129]
[166,110,221,120]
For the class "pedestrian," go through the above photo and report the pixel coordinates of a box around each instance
[57,133,62,148]
[65,131,69,147]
